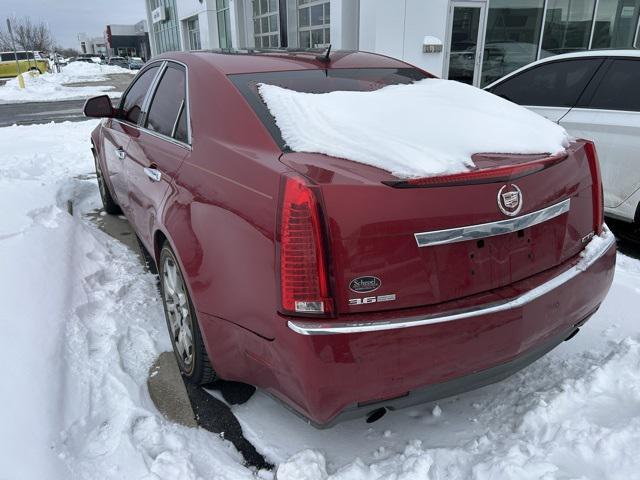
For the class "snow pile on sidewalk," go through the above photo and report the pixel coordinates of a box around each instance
[0,121,261,480]
[0,61,134,104]
[259,79,571,178]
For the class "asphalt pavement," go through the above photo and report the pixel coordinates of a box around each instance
[0,73,134,127]
[0,98,87,127]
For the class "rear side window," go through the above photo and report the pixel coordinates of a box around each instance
[489,59,602,107]
[145,64,187,142]
[583,59,640,112]
[120,65,160,124]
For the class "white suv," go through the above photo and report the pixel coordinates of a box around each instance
[485,50,640,226]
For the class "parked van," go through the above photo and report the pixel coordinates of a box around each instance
[0,51,50,78]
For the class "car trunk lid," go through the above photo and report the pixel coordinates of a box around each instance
[281,141,599,315]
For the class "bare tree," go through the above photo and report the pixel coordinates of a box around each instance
[0,16,56,52]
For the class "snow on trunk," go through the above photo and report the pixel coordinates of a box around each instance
[258,79,571,178]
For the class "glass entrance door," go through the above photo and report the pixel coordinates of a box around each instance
[446,2,486,86]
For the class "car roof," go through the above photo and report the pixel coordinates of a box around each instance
[153,49,414,75]
[485,49,640,89]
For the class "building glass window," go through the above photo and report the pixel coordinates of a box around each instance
[216,0,233,49]
[187,16,201,50]
[253,0,280,48]
[481,0,545,86]
[541,0,596,57]
[591,0,640,48]
[150,0,181,54]
[297,0,330,48]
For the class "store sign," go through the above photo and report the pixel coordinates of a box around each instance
[152,7,166,24]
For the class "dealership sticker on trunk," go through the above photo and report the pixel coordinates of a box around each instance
[349,276,381,293]
[349,276,395,306]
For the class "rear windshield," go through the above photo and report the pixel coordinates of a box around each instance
[229,68,428,150]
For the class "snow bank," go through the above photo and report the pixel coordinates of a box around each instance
[60,61,133,79]
[0,61,134,104]
[0,121,260,480]
[275,335,640,480]
[258,79,572,178]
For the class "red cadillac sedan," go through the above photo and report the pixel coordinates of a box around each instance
[84,49,616,427]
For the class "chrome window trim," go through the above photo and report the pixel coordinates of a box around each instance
[414,199,570,248]
[117,59,165,113]
[113,58,193,150]
[287,230,615,336]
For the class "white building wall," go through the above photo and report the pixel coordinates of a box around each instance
[176,0,218,49]
[359,0,450,77]
[330,0,360,49]
[403,0,449,75]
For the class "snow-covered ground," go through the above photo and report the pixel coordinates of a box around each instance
[1,120,639,479]
[0,62,135,104]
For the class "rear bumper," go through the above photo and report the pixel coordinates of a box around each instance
[263,231,616,427]
[288,229,615,336]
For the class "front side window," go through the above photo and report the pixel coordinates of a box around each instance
[489,58,602,107]
[216,0,233,48]
[298,0,330,48]
[583,59,640,111]
[253,0,280,48]
[120,65,160,124]
[145,64,188,142]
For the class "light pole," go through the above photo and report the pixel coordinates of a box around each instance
[6,18,25,88]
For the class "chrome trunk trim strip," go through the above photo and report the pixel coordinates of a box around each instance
[287,229,614,335]
[414,199,571,248]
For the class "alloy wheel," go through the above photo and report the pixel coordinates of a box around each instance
[162,255,195,371]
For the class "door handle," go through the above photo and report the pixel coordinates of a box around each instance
[115,148,126,160]
[143,167,162,182]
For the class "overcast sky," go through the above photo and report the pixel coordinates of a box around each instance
[3,0,148,48]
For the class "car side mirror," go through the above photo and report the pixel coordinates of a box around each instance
[84,95,114,118]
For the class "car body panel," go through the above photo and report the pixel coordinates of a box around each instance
[201,236,615,426]
[124,128,188,249]
[99,118,134,209]
[283,142,595,315]
[89,50,616,426]
[559,108,640,209]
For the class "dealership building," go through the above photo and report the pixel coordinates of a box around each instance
[144,0,640,86]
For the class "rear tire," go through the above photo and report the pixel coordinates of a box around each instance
[94,154,122,215]
[159,243,217,385]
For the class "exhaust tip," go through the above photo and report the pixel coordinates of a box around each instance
[564,328,580,342]
[366,407,387,424]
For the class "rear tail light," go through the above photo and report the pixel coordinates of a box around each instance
[278,174,333,316]
[384,154,565,188]
[584,141,604,235]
